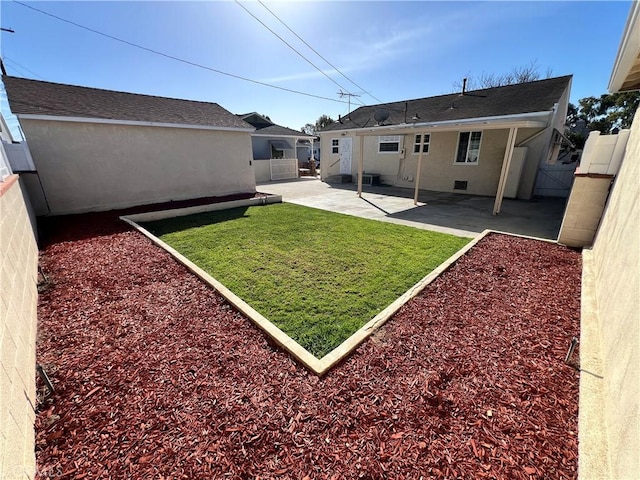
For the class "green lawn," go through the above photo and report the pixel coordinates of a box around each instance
[142,203,471,358]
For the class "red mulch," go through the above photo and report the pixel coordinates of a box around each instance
[35,213,581,479]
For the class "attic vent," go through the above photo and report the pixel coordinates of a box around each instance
[454,180,468,191]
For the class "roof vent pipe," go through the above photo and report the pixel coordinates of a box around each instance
[462,78,467,95]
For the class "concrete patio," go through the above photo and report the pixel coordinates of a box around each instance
[258,177,568,240]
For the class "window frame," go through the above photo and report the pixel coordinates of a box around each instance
[377,135,401,154]
[455,131,482,164]
[331,138,339,155]
[412,133,430,155]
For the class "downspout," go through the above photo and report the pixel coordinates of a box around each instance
[493,127,518,215]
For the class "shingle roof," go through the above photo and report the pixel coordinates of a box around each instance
[321,75,572,131]
[253,124,311,137]
[2,76,252,130]
[238,112,312,137]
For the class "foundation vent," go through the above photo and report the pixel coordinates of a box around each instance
[454,180,468,191]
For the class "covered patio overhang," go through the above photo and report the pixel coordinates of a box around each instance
[608,0,640,92]
[350,114,549,215]
[254,134,315,162]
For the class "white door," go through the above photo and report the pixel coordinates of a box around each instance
[339,137,352,175]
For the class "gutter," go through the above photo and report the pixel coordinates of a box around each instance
[320,111,552,136]
[608,1,640,92]
[16,114,256,133]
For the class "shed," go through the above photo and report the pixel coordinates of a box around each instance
[2,76,257,215]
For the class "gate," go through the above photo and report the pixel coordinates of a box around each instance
[270,158,298,181]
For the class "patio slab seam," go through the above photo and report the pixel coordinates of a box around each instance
[121,202,561,376]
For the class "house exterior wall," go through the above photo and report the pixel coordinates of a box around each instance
[321,127,546,197]
[252,158,272,183]
[525,80,573,199]
[19,119,256,215]
[0,175,38,480]
[251,137,271,160]
[588,107,639,479]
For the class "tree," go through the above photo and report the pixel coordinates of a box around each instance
[301,114,335,135]
[566,92,640,148]
[575,92,639,132]
[453,62,552,91]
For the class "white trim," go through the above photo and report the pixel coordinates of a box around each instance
[253,133,307,139]
[16,114,255,133]
[608,1,640,92]
[454,131,482,165]
[331,138,340,154]
[377,135,401,154]
[411,133,430,155]
[493,127,518,215]
[321,111,551,137]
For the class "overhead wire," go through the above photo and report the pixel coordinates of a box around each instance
[235,0,364,106]
[256,0,381,104]
[3,56,46,80]
[10,0,350,105]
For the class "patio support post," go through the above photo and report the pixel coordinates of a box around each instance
[413,132,426,205]
[493,127,518,215]
[357,134,364,197]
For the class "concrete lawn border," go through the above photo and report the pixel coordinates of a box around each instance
[121,204,553,376]
[121,194,282,223]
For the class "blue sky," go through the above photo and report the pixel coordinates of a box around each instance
[0,1,633,136]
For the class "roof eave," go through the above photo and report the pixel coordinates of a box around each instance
[252,133,310,138]
[319,111,552,136]
[609,1,640,93]
[15,114,256,133]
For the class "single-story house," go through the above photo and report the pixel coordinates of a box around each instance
[237,112,314,182]
[318,75,573,213]
[2,76,257,215]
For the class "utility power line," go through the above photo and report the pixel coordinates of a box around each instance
[235,1,363,106]
[11,0,351,105]
[257,0,381,104]
[4,56,46,80]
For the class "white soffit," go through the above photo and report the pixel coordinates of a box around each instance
[609,1,640,93]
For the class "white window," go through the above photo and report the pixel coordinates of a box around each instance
[455,131,482,164]
[331,139,339,154]
[378,135,401,153]
[413,134,430,154]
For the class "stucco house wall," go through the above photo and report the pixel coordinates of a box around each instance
[20,119,256,215]
[0,175,38,480]
[575,3,640,475]
[588,106,639,479]
[251,136,272,160]
[252,158,272,183]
